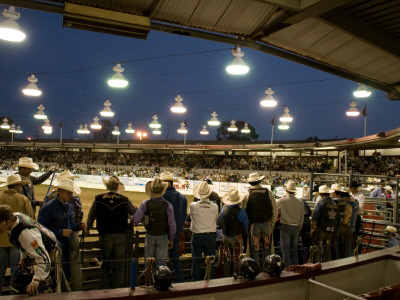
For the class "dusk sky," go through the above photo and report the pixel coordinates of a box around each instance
[0,6,399,143]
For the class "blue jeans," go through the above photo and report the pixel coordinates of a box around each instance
[169,233,184,282]
[191,233,216,281]
[280,224,301,267]
[99,233,127,289]
[0,247,20,295]
[251,222,271,267]
[145,234,168,267]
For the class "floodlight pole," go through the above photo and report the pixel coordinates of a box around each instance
[11,132,13,143]
[363,115,367,137]
[271,123,275,144]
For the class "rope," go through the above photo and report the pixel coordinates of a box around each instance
[145,258,155,286]
[204,255,216,281]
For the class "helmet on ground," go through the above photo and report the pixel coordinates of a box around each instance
[12,267,33,294]
[239,257,261,279]
[152,265,172,291]
[265,254,285,276]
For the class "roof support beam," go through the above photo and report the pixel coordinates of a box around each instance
[0,0,63,14]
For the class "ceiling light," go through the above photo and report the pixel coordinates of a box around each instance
[171,94,186,113]
[152,129,161,135]
[241,122,250,133]
[0,118,10,129]
[42,119,52,133]
[9,124,16,133]
[22,75,42,96]
[346,101,360,117]
[279,107,293,123]
[200,125,209,135]
[15,125,22,134]
[90,116,102,129]
[100,99,114,117]
[112,126,120,135]
[108,63,128,88]
[149,114,161,128]
[177,122,188,134]
[77,124,90,134]
[260,87,277,107]
[278,122,289,130]
[226,46,249,75]
[0,6,26,42]
[208,111,220,126]
[227,120,238,132]
[34,104,47,119]
[125,122,135,133]
[353,84,371,98]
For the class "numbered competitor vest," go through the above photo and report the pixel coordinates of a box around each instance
[222,205,243,237]
[346,200,359,229]
[316,197,339,233]
[246,188,273,223]
[145,199,168,236]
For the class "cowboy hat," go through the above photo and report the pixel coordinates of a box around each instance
[193,181,213,199]
[0,174,30,187]
[145,178,168,198]
[384,185,393,193]
[246,172,265,183]
[222,188,245,205]
[55,178,81,195]
[384,225,398,234]
[318,185,330,194]
[284,180,297,193]
[57,170,80,180]
[103,176,125,193]
[14,157,39,170]
[159,171,179,182]
[329,183,342,193]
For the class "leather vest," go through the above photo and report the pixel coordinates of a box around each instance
[222,206,243,237]
[316,197,339,233]
[145,199,168,236]
[95,192,129,234]
[246,188,273,223]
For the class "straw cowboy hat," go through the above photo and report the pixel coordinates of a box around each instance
[222,188,245,205]
[285,180,297,193]
[14,157,39,170]
[384,225,398,234]
[0,174,30,187]
[57,170,80,180]
[329,183,342,193]
[55,178,81,195]
[159,171,179,182]
[318,185,330,194]
[384,185,393,193]
[103,176,125,193]
[145,178,168,198]
[246,172,265,183]
[193,181,213,199]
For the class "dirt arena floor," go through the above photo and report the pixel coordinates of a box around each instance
[0,185,195,221]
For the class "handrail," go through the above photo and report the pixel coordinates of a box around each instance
[306,279,366,300]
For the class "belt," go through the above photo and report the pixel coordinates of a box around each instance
[283,223,300,226]
[193,232,216,235]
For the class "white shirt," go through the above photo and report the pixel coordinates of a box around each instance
[353,192,365,215]
[190,198,218,233]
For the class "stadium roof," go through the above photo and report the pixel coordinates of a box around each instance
[3,0,400,100]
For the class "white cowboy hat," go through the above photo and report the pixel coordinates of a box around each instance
[14,157,39,170]
[384,225,398,234]
[0,174,30,187]
[329,183,342,193]
[193,181,213,199]
[222,188,245,205]
[159,171,179,182]
[55,178,81,195]
[285,180,297,193]
[318,185,330,194]
[384,185,393,192]
[342,186,351,193]
[145,178,168,198]
[57,170,80,180]
[246,172,265,183]
[103,176,125,193]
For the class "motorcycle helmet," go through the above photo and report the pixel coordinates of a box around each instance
[265,254,285,276]
[239,257,261,279]
[152,265,172,291]
[12,267,33,294]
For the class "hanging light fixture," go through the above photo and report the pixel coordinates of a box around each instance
[125,122,135,133]
[226,46,250,75]
[278,122,290,130]
[171,94,186,113]
[34,104,47,119]
[241,122,250,133]
[15,125,22,134]
[90,116,102,129]
[200,125,209,135]
[112,126,120,135]
[152,129,162,135]
[279,107,293,123]
[208,111,220,126]
[149,114,162,128]
[100,99,114,117]
[108,63,128,88]
[77,124,90,134]
[346,101,360,117]
[260,87,277,107]
[0,118,10,129]
[22,75,42,96]
[353,84,371,98]
[42,119,52,134]
[9,124,16,133]
[0,6,26,42]
[177,122,188,134]
[227,120,238,132]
